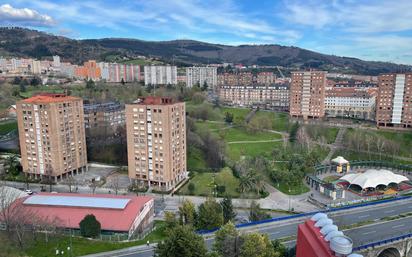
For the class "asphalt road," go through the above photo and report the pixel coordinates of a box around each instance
[84,198,412,257]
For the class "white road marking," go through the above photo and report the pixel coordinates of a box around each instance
[392,224,404,229]
[362,230,376,235]
[384,210,396,214]
[358,214,370,218]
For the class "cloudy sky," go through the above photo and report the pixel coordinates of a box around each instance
[1,0,412,64]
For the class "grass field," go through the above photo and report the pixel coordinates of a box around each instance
[334,149,412,165]
[179,167,258,198]
[253,111,290,132]
[221,107,251,124]
[227,141,283,160]
[23,221,166,257]
[0,121,17,135]
[221,127,282,142]
[187,146,210,172]
[376,130,412,157]
[274,182,310,195]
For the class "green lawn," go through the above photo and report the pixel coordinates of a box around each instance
[20,87,65,98]
[324,127,339,144]
[275,182,310,195]
[253,111,290,132]
[24,221,167,257]
[220,107,251,124]
[221,127,282,142]
[227,141,283,160]
[179,167,258,198]
[0,121,17,135]
[375,130,412,156]
[195,120,226,132]
[187,146,210,172]
[334,149,412,165]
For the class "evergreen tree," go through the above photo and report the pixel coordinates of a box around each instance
[155,225,207,257]
[220,196,236,223]
[213,222,240,257]
[240,233,279,257]
[249,201,271,222]
[197,198,223,230]
[178,199,196,226]
[79,214,101,238]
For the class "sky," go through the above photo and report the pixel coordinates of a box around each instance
[1,0,412,64]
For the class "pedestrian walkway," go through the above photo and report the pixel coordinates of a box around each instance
[322,127,347,164]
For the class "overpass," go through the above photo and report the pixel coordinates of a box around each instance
[82,197,412,257]
[354,231,412,257]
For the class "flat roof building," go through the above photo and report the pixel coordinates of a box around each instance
[126,96,187,191]
[6,193,154,239]
[16,94,88,181]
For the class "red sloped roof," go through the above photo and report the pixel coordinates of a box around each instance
[21,94,80,104]
[11,193,153,232]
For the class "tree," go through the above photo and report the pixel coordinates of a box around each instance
[164,211,178,230]
[197,198,223,230]
[121,78,126,85]
[12,76,22,85]
[224,112,234,124]
[178,199,196,226]
[188,183,196,195]
[63,175,77,193]
[79,214,101,238]
[155,225,207,257]
[108,174,121,195]
[240,233,279,257]
[213,222,240,257]
[289,122,300,143]
[249,201,271,222]
[86,79,95,89]
[30,77,41,86]
[5,154,20,176]
[89,178,99,194]
[220,196,236,224]
[201,81,208,91]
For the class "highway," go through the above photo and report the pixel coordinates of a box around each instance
[83,197,412,257]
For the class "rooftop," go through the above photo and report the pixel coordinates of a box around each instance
[11,193,153,232]
[20,93,80,104]
[134,96,177,105]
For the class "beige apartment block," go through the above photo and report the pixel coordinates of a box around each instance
[376,73,412,129]
[126,97,187,191]
[16,94,87,181]
[290,71,327,119]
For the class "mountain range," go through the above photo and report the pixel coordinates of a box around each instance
[0,27,411,75]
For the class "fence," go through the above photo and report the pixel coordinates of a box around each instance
[197,194,412,234]
[354,232,412,251]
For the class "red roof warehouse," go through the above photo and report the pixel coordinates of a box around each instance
[9,193,154,239]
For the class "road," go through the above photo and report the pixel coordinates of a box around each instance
[83,198,412,257]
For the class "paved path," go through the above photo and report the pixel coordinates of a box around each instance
[322,127,347,164]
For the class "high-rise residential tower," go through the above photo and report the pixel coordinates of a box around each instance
[290,71,327,119]
[126,96,186,190]
[186,66,217,89]
[16,94,88,181]
[376,73,412,129]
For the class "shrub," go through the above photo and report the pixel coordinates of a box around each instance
[79,214,101,238]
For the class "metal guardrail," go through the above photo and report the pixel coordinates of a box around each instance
[354,233,412,251]
[197,195,412,234]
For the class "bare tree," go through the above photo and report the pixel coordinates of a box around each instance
[375,137,386,160]
[62,175,77,193]
[89,179,99,194]
[109,175,121,195]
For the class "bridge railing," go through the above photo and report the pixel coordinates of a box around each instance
[353,232,412,251]
[197,194,412,234]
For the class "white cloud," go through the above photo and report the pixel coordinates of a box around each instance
[0,4,54,26]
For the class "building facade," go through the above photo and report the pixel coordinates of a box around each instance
[126,97,186,190]
[256,72,275,85]
[16,94,88,180]
[144,65,177,85]
[376,73,412,128]
[75,60,101,81]
[84,102,125,131]
[218,84,289,111]
[290,71,327,119]
[186,66,217,89]
[98,62,141,83]
[325,87,377,120]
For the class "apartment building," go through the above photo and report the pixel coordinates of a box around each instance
[217,72,253,86]
[75,60,101,81]
[218,84,289,111]
[98,62,141,83]
[186,66,217,89]
[84,102,125,131]
[290,71,327,119]
[376,73,412,128]
[126,97,186,190]
[256,72,276,85]
[144,65,177,85]
[325,87,377,120]
[16,94,88,181]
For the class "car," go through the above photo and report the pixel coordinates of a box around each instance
[24,189,33,195]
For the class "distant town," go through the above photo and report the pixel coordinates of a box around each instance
[1,53,412,257]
